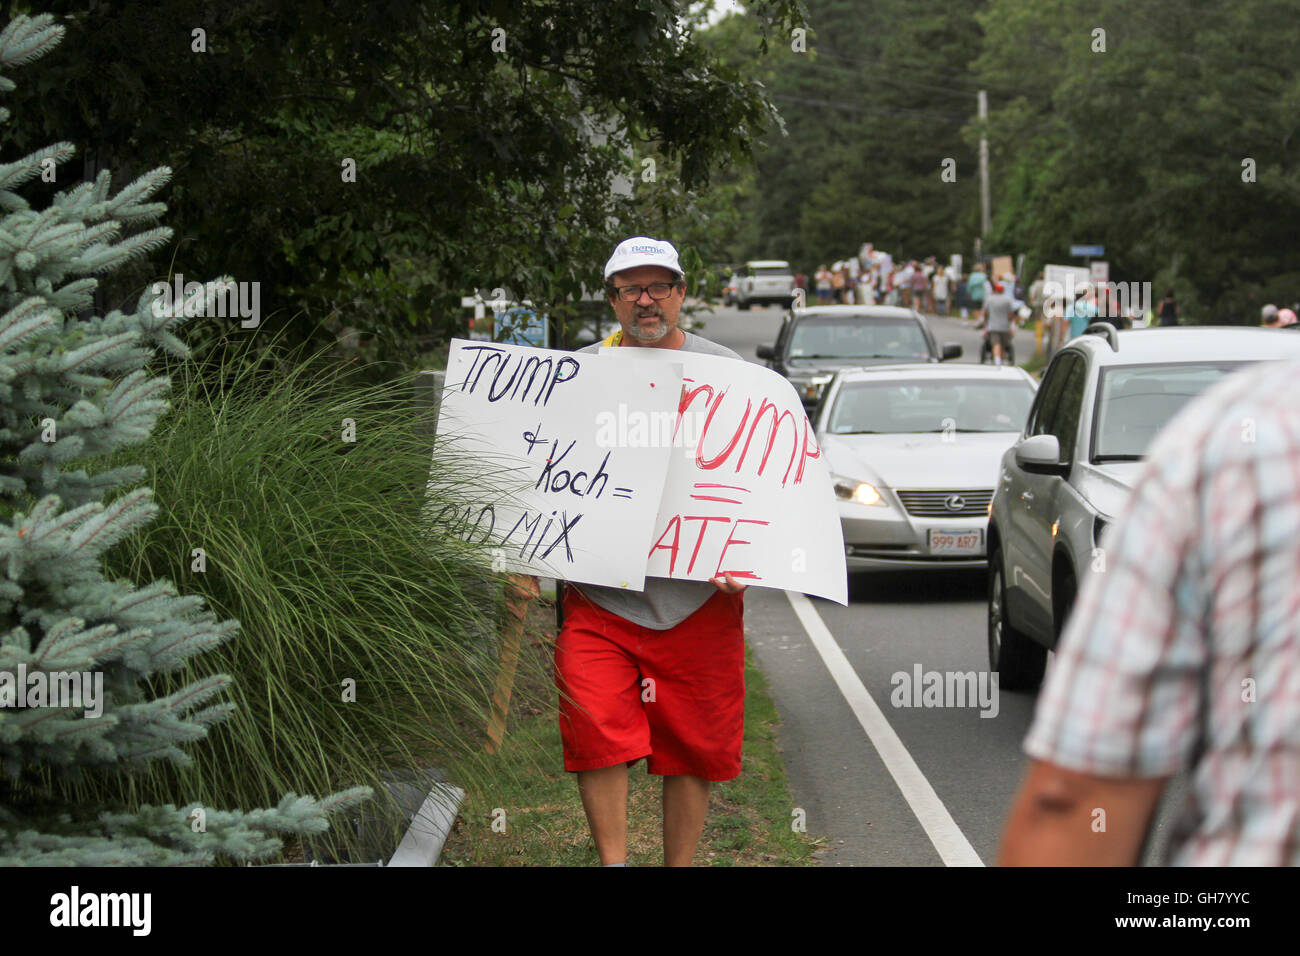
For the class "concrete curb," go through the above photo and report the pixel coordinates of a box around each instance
[387,781,466,867]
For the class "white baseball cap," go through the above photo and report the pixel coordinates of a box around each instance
[604,236,684,280]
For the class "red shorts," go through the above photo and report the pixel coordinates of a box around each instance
[554,586,746,781]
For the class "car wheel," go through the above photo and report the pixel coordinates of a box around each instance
[988,545,1046,691]
[738,301,751,311]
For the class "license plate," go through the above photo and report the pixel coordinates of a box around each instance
[929,529,983,555]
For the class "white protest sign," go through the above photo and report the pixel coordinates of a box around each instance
[432,339,682,589]
[601,347,848,605]
[1042,264,1091,318]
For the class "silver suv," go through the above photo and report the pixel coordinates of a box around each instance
[987,323,1300,690]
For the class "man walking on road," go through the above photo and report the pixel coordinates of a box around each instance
[983,281,1018,366]
[553,236,749,867]
[1000,357,1300,865]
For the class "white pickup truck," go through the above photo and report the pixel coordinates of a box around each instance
[735,260,796,310]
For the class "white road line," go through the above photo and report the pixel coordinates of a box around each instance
[784,589,985,867]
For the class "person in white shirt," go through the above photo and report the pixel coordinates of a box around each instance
[932,268,950,316]
[857,267,875,306]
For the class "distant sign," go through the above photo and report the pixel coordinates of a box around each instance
[1042,264,1091,319]
[495,307,549,349]
[461,293,549,348]
[1069,244,1105,257]
[1089,261,1109,283]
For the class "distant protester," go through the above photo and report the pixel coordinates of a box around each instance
[967,264,988,325]
[1158,289,1178,327]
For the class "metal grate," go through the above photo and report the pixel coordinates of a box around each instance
[895,489,993,517]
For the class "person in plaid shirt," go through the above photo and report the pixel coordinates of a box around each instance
[1000,358,1300,865]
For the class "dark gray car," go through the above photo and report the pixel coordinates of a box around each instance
[757,305,962,410]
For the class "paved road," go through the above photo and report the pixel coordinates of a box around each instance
[693,302,1185,866]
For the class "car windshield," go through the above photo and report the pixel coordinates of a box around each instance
[1092,362,1249,460]
[789,318,931,360]
[752,266,791,277]
[828,379,1035,434]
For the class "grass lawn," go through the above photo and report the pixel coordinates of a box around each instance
[440,598,823,867]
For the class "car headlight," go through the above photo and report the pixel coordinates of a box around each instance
[833,476,885,506]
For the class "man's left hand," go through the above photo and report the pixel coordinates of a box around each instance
[710,573,747,593]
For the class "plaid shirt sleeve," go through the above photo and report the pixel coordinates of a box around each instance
[1024,425,1210,778]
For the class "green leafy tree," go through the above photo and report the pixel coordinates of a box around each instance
[7,1,805,369]
[718,0,985,271]
[0,14,367,865]
[973,0,1300,321]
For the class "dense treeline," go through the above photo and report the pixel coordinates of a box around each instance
[3,0,802,370]
[13,0,1295,356]
[724,0,1300,322]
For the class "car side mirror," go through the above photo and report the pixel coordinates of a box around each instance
[756,344,775,360]
[941,343,962,361]
[1015,434,1068,475]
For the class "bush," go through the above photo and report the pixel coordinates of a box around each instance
[75,349,537,859]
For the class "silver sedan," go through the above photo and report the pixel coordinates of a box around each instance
[814,364,1038,573]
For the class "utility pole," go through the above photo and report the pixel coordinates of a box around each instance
[978,90,991,241]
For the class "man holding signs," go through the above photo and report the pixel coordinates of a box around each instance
[555,237,748,867]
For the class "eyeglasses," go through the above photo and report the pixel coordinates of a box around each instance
[614,281,680,302]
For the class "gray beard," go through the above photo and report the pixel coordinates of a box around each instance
[625,315,672,343]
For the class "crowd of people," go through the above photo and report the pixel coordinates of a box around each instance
[792,245,1033,366]
[795,245,1033,323]
[796,246,971,314]
[789,246,1300,370]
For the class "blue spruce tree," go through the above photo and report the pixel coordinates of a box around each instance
[0,14,368,865]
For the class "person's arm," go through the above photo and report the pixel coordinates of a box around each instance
[710,572,747,593]
[999,760,1168,865]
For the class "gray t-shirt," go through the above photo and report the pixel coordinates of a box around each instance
[984,292,1014,332]
[573,329,744,629]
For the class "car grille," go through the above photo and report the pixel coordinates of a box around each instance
[895,489,993,517]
